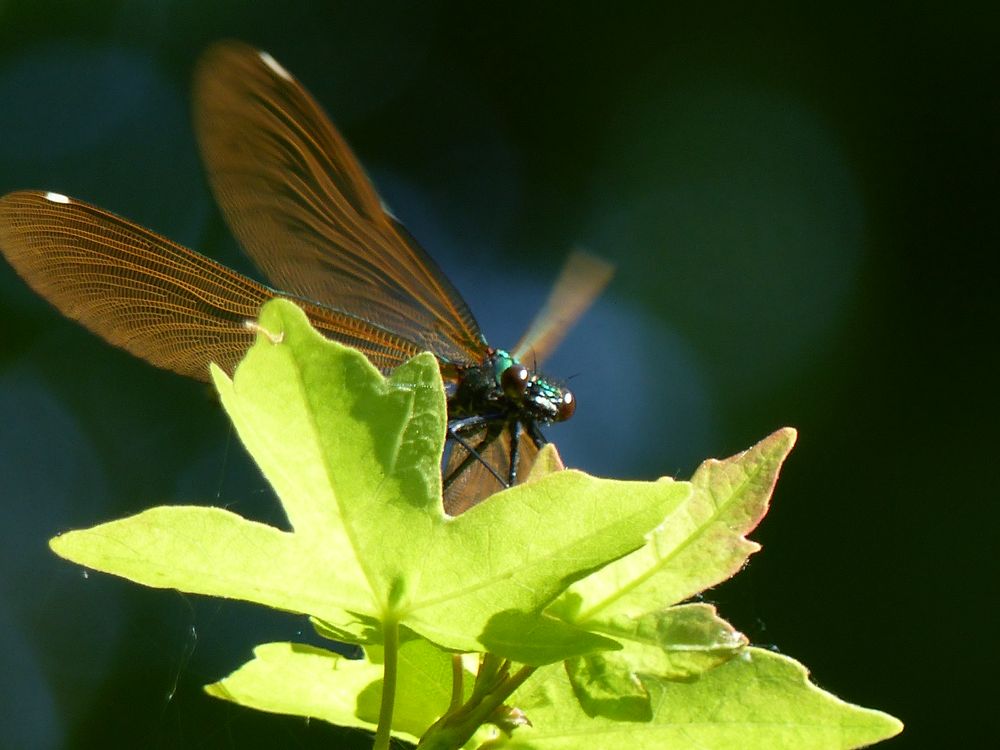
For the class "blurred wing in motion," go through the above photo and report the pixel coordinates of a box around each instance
[194,41,485,365]
[0,191,423,380]
[512,250,613,365]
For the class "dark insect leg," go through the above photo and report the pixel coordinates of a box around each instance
[526,420,548,449]
[448,414,492,436]
[507,420,522,487]
[444,420,506,490]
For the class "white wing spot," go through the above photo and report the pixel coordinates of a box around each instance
[258,51,292,81]
[44,192,70,204]
[380,199,400,221]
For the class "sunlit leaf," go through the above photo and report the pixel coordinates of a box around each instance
[564,603,748,720]
[50,299,689,666]
[205,639,466,744]
[552,428,796,624]
[507,647,903,749]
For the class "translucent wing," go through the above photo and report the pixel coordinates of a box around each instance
[442,427,539,515]
[193,41,485,365]
[512,250,613,364]
[0,191,423,380]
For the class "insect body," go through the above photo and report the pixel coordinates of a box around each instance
[0,42,611,513]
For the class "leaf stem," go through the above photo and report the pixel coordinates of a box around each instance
[470,653,507,700]
[418,659,537,750]
[449,654,464,711]
[373,617,399,750]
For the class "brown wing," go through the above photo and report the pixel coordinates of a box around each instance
[442,427,539,515]
[193,41,485,365]
[0,191,423,380]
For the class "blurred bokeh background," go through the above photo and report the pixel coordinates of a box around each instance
[0,2,994,748]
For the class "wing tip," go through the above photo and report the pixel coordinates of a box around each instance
[257,50,293,81]
[43,191,71,205]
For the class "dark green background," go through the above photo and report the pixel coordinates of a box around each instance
[0,2,992,748]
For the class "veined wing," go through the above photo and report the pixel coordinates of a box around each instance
[194,41,485,365]
[0,191,423,380]
[442,427,539,515]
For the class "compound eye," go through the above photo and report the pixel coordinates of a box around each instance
[556,390,576,421]
[501,364,530,399]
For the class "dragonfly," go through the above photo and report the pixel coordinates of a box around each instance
[0,41,612,515]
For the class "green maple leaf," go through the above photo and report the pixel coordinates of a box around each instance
[552,427,797,625]
[503,647,902,749]
[50,299,689,668]
[547,429,798,718]
[46,299,902,748]
[204,638,467,745]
